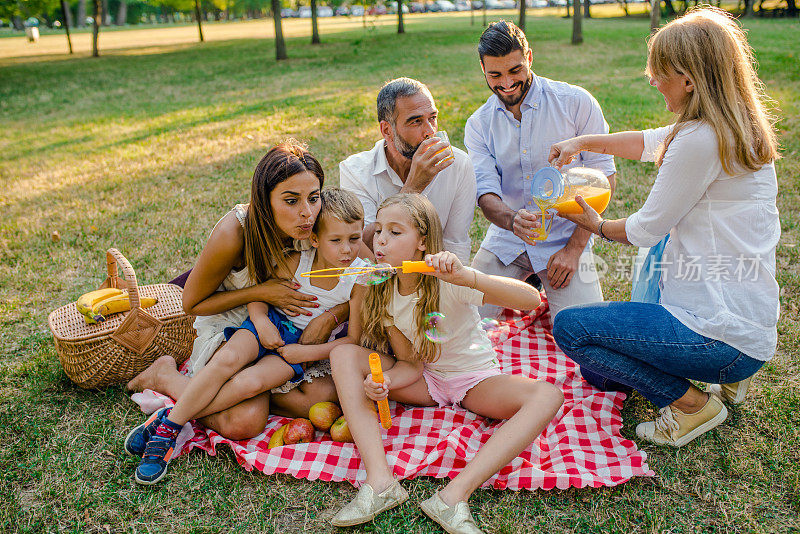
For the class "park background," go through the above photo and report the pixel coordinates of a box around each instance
[1,3,798,533]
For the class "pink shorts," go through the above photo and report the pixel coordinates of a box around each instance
[422,367,503,408]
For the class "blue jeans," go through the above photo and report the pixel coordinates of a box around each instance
[552,302,764,408]
[223,308,305,382]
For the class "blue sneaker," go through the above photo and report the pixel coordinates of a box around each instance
[135,435,177,485]
[124,407,170,457]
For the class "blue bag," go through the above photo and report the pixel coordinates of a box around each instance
[630,234,669,304]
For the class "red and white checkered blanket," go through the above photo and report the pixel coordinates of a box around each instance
[132,300,654,490]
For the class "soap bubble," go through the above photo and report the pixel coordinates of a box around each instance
[355,262,394,286]
[423,312,450,343]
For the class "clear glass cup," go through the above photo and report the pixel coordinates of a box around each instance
[433,130,455,164]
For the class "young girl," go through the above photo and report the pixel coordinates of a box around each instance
[548,7,780,447]
[329,194,564,533]
[124,143,347,484]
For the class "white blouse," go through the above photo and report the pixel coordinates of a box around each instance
[625,122,780,361]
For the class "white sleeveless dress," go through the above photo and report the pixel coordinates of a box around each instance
[187,204,337,394]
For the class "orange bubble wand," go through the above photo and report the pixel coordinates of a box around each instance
[368,352,392,430]
[300,260,434,278]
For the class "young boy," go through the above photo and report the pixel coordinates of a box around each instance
[241,187,370,391]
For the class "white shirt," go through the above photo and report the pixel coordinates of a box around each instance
[385,275,500,378]
[339,140,476,263]
[289,250,367,331]
[625,122,780,361]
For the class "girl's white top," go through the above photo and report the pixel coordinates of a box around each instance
[385,274,500,379]
[625,122,780,361]
[289,249,367,332]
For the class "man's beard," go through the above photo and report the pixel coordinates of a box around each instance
[392,128,421,160]
[490,74,533,107]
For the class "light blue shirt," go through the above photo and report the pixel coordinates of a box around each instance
[464,75,616,272]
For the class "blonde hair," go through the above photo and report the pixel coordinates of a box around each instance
[646,6,779,174]
[314,188,364,233]
[360,194,444,364]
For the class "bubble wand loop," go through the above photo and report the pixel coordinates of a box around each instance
[300,260,434,278]
[368,353,392,430]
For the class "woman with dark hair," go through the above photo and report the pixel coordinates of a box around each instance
[125,140,345,484]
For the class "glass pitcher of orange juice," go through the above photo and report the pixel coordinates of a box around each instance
[530,166,611,241]
[553,167,612,215]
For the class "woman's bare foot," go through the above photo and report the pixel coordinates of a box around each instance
[126,355,177,392]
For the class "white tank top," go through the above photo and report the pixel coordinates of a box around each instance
[288,249,366,331]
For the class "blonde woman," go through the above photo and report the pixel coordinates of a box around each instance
[548,7,780,447]
[328,194,563,533]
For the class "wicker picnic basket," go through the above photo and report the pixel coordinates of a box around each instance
[48,248,196,389]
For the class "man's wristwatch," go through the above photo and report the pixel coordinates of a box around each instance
[597,220,613,242]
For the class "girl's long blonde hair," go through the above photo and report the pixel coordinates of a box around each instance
[360,194,444,364]
[646,6,779,174]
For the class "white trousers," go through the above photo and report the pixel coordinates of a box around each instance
[470,247,604,319]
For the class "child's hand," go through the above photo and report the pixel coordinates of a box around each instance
[277,343,307,364]
[424,251,471,286]
[257,321,285,350]
[363,374,390,402]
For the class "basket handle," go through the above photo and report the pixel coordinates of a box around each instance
[103,248,142,310]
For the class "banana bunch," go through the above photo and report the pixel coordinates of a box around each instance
[76,288,157,324]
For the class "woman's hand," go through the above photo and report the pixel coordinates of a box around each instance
[255,278,318,317]
[549,137,585,168]
[557,196,603,235]
[364,374,390,402]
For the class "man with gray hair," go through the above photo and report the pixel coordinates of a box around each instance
[339,77,476,263]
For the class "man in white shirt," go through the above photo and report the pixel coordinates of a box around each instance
[339,77,476,263]
[464,20,617,318]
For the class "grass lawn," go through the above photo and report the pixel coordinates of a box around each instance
[1,10,799,533]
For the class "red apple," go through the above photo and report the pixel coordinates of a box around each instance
[308,401,343,431]
[283,418,316,445]
[329,416,354,443]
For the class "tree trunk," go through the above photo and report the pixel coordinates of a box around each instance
[271,0,287,60]
[470,0,474,25]
[102,0,110,25]
[519,0,526,31]
[664,0,675,14]
[116,0,127,25]
[60,0,74,53]
[650,0,660,32]
[398,0,405,33]
[565,0,571,18]
[787,0,798,16]
[311,0,320,43]
[194,0,204,41]
[584,0,591,18]
[77,0,86,27]
[572,0,583,43]
[483,2,487,25]
[742,0,753,16]
[92,0,101,57]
